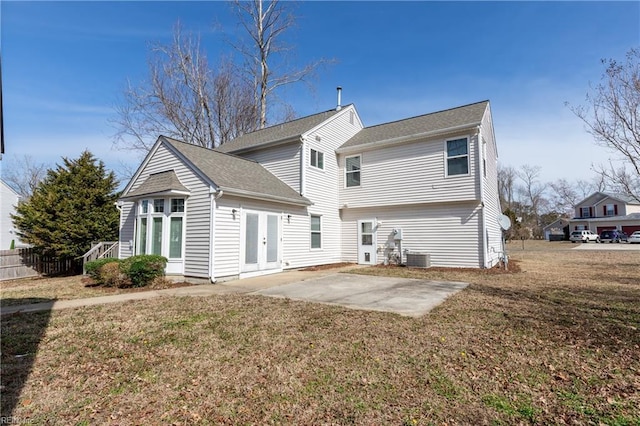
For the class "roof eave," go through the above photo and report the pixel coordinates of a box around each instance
[336,122,482,154]
[219,186,312,207]
[219,135,302,155]
[119,189,191,202]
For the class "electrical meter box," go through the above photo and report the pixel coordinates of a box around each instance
[393,228,403,240]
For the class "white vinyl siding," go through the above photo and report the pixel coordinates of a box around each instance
[213,195,309,279]
[479,106,502,268]
[120,143,211,278]
[339,134,479,209]
[238,143,301,193]
[0,181,21,250]
[299,106,363,267]
[341,203,483,268]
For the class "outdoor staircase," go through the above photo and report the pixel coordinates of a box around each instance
[82,241,119,274]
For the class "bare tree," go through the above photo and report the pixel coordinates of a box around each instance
[498,164,517,211]
[548,178,582,215]
[112,25,258,152]
[230,0,332,128]
[568,47,640,202]
[2,155,48,199]
[516,164,549,237]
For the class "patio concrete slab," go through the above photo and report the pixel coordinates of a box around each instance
[255,273,468,317]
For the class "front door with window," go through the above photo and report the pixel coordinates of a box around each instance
[357,220,376,265]
[242,211,281,274]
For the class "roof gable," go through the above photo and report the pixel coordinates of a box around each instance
[575,191,640,207]
[338,101,489,151]
[162,137,311,206]
[215,108,346,154]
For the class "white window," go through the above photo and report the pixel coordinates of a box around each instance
[137,198,185,259]
[310,149,324,169]
[446,138,469,176]
[345,155,361,187]
[581,207,591,218]
[310,215,321,249]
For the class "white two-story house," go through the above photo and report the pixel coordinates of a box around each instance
[117,99,503,282]
[569,192,640,235]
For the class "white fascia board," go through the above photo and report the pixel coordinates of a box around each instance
[336,122,482,154]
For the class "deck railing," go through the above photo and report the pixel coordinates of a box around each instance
[81,241,119,274]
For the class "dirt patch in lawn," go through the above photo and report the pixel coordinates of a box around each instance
[300,262,356,271]
[2,247,639,424]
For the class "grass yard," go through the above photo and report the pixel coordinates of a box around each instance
[1,241,639,424]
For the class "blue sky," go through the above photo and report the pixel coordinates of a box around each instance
[1,1,638,188]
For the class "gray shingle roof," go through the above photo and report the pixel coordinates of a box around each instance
[604,193,640,205]
[163,137,311,206]
[122,170,190,200]
[339,100,489,150]
[216,108,344,154]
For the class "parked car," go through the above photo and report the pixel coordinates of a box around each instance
[570,230,600,243]
[628,231,640,244]
[599,229,628,243]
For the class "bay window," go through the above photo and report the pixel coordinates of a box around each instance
[137,198,185,259]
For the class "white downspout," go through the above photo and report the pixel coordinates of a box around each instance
[209,188,224,283]
[300,137,306,196]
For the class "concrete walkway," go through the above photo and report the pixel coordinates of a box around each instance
[1,266,468,317]
[0,267,354,316]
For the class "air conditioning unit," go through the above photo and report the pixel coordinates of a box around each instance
[406,252,430,268]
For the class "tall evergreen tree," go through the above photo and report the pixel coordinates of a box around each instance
[12,151,120,260]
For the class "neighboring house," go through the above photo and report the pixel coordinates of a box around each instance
[569,192,640,235]
[0,179,22,249]
[117,100,503,282]
[543,218,569,241]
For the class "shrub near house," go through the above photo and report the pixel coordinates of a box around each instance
[85,255,167,287]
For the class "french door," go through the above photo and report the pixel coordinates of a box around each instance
[242,211,281,273]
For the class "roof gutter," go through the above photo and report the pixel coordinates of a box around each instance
[336,122,482,154]
[218,186,312,207]
[118,189,191,202]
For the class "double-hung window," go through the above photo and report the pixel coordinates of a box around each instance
[310,215,322,249]
[605,204,616,216]
[446,138,469,176]
[345,155,361,187]
[310,149,324,169]
[580,207,591,218]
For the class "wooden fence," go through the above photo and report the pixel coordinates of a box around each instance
[0,248,78,281]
